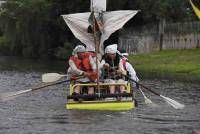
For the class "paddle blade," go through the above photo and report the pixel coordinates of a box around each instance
[0,89,32,101]
[139,88,153,104]
[144,96,153,104]
[42,73,66,83]
[160,95,185,109]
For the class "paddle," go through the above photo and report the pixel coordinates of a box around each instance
[42,73,68,83]
[138,87,153,104]
[0,79,70,101]
[111,65,153,105]
[42,72,94,83]
[123,75,185,109]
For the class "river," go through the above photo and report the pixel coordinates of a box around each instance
[0,57,200,134]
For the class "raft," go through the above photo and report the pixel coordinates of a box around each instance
[66,83,136,111]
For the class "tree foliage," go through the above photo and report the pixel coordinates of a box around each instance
[0,0,197,59]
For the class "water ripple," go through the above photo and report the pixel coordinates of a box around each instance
[0,70,200,134]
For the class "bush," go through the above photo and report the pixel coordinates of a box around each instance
[54,46,68,60]
[54,41,76,60]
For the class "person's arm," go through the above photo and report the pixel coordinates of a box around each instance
[99,59,108,69]
[89,55,97,71]
[89,56,102,75]
[68,59,84,76]
[118,59,127,75]
[125,62,139,82]
[67,67,72,75]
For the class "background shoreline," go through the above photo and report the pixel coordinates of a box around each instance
[129,49,200,83]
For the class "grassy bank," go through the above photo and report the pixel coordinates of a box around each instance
[129,49,200,81]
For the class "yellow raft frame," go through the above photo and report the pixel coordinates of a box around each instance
[66,83,135,111]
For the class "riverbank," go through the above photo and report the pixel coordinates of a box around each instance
[129,49,200,82]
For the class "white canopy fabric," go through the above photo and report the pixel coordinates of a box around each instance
[62,10,138,54]
[100,10,138,51]
[91,0,106,12]
[62,12,95,52]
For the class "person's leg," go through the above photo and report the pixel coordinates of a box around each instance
[72,85,81,101]
[104,79,115,94]
[117,79,126,93]
[109,85,115,94]
[74,86,81,94]
[88,87,94,94]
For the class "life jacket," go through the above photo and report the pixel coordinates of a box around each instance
[69,53,92,72]
[69,56,82,70]
[69,53,97,81]
[102,53,122,80]
[81,52,96,71]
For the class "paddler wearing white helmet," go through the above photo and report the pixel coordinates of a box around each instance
[118,50,139,89]
[68,45,97,100]
[100,44,127,97]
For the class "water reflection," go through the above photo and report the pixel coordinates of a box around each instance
[0,56,66,72]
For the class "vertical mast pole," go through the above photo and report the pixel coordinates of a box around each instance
[91,0,100,97]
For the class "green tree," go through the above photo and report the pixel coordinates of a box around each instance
[0,0,52,57]
[0,0,197,59]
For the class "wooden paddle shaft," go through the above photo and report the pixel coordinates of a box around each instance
[32,79,70,91]
[123,75,160,96]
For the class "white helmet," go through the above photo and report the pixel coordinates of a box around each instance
[73,45,86,54]
[121,53,129,56]
[105,44,118,54]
